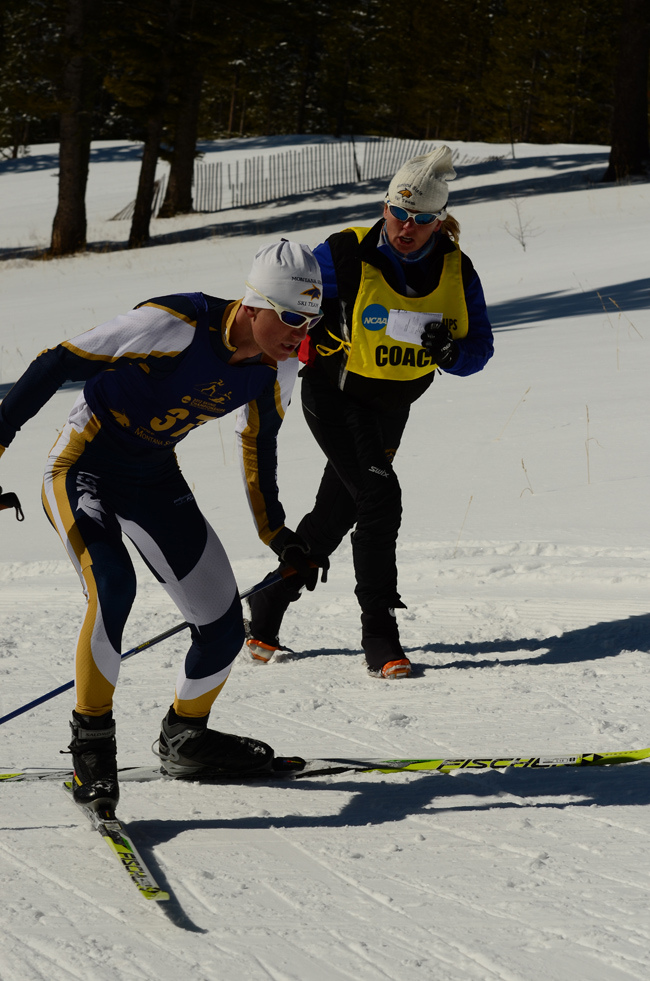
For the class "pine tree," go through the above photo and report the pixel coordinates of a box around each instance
[482,0,621,145]
[383,0,500,141]
[0,0,61,158]
[157,67,204,217]
[50,0,102,257]
[603,0,650,180]
[102,0,184,246]
[158,0,241,216]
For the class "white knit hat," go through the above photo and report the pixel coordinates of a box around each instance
[386,145,456,214]
[242,239,322,315]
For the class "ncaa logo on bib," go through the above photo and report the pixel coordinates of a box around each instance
[362,304,388,331]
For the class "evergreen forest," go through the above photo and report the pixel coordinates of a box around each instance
[1,0,648,253]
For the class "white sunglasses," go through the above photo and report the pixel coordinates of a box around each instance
[245,282,323,329]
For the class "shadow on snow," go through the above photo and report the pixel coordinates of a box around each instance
[412,612,650,671]
[281,613,650,672]
[119,755,650,930]
[127,760,650,849]
[2,149,630,264]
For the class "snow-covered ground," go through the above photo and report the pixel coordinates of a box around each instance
[1,137,649,980]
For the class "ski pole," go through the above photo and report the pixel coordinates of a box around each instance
[0,570,284,727]
[0,486,24,521]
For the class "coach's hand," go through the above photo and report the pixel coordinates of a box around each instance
[421,321,459,368]
[270,528,329,591]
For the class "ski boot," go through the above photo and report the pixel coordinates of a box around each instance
[245,569,302,663]
[245,636,280,662]
[154,707,274,777]
[362,608,412,679]
[68,710,119,809]
[366,658,412,679]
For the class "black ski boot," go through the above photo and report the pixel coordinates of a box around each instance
[154,706,274,777]
[245,569,303,662]
[361,608,411,679]
[68,710,119,809]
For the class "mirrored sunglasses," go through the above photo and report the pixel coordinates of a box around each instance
[245,282,323,329]
[388,204,446,225]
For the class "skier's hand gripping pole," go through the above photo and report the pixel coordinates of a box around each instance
[269,527,329,591]
[0,486,24,521]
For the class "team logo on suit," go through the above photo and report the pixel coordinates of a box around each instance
[195,381,232,404]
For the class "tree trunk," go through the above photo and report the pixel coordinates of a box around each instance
[228,68,239,134]
[158,68,203,218]
[127,0,183,247]
[334,63,350,139]
[295,45,315,135]
[50,0,98,256]
[128,110,166,248]
[603,0,650,181]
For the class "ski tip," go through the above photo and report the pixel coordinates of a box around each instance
[144,887,170,902]
[272,756,306,773]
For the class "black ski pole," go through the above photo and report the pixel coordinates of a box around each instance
[0,569,284,726]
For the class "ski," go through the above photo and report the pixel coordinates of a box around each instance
[3,746,650,783]
[2,764,163,783]
[63,782,169,902]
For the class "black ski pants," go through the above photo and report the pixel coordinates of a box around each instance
[297,369,410,612]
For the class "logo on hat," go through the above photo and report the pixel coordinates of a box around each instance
[398,187,413,199]
[301,285,321,301]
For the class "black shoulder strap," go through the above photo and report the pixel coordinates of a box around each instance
[327,229,363,307]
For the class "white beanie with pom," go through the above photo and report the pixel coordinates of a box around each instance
[387,145,456,214]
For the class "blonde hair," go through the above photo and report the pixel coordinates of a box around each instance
[439,213,460,242]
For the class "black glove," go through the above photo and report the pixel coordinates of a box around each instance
[420,321,459,368]
[0,486,24,521]
[269,528,329,591]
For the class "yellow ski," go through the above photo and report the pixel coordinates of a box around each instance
[64,782,169,902]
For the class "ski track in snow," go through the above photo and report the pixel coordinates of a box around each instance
[2,538,649,980]
[1,138,650,980]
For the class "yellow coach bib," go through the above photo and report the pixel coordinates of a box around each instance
[344,228,469,382]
